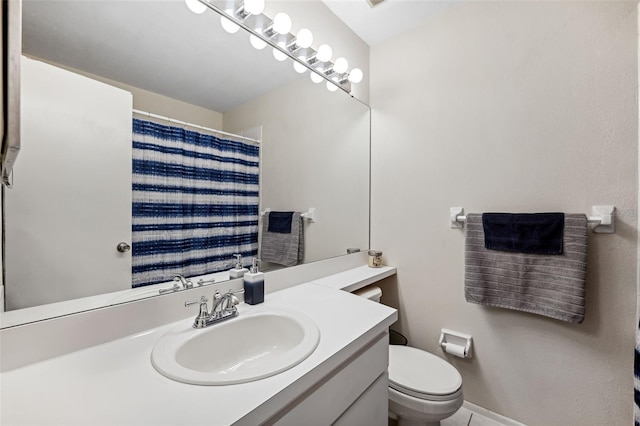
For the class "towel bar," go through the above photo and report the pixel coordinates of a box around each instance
[450,205,615,233]
[260,208,316,223]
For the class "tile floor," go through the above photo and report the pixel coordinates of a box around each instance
[442,406,508,426]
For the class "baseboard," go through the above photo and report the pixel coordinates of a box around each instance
[463,401,527,426]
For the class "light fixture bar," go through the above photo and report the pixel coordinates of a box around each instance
[234,4,250,20]
[198,0,352,94]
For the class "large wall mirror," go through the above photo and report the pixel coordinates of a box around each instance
[2,0,370,327]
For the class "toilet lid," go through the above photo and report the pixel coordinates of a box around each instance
[388,345,462,399]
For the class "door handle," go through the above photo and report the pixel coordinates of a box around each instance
[117,242,131,253]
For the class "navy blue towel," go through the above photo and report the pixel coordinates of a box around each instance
[481,213,564,255]
[267,211,294,234]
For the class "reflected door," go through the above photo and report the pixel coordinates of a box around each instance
[5,57,133,310]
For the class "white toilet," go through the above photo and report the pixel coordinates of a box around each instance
[354,286,464,426]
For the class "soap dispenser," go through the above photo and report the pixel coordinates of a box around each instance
[229,254,249,279]
[243,258,264,305]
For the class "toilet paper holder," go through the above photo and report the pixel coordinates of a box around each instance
[438,329,473,359]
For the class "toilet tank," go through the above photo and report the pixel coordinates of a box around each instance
[353,286,382,303]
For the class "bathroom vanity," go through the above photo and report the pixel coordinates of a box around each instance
[0,258,397,425]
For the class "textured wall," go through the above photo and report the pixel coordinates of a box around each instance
[370,2,638,425]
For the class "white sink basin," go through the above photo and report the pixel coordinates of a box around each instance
[151,307,320,385]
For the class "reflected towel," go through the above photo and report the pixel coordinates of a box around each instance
[465,213,587,323]
[268,211,294,234]
[261,211,304,267]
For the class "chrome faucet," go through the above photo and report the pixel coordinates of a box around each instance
[158,274,194,295]
[185,289,244,329]
[174,274,194,289]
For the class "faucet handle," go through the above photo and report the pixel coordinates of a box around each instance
[185,296,210,329]
[159,283,180,295]
[185,295,208,308]
[197,278,216,287]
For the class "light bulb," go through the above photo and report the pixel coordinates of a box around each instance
[221,9,240,33]
[326,81,338,92]
[316,44,332,62]
[250,34,267,50]
[185,0,207,14]
[310,72,323,84]
[293,59,307,73]
[244,0,265,15]
[348,68,363,84]
[296,29,313,48]
[333,57,348,74]
[272,13,292,35]
[273,43,288,61]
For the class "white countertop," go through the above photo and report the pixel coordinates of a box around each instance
[0,282,397,426]
[311,265,396,293]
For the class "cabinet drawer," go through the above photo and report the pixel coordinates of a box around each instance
[272,332,389,426]
[334,373,388,426]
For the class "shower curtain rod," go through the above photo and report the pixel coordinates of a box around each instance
[132,109,260,145]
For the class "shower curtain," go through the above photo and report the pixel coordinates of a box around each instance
[633,323,640,426]
[131,118,259,288]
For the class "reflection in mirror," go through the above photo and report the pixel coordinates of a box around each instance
[2,0,369,327]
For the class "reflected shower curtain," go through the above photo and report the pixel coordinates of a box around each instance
[131,118,259,288]
[636,320,640,425]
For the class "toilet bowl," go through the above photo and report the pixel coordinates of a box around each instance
[353,286,464,426]
[388,345,463,426]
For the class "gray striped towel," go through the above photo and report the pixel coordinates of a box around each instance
[260,212,304,267]
[464,213,588,323]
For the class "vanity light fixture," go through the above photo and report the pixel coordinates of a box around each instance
[348,68,364,84]
[221,9,240,33]
[189,0,363,94]
[315,44,333,63]
[293,58,308,73]
[249,33,267,50]
[235,0,265,19]
[333,57,348,74]
[273,42,288,61]
[263,12,292,37]
[287,28,314,52]
[185,0,207,14]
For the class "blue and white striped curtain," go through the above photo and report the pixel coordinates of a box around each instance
[131,118,259,288]
[635,320,640,425]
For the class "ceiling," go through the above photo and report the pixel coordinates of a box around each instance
[21,0,449,113]
[22,0,302,113]
[321,0,453,46]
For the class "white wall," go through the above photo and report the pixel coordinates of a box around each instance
[371,2,637,425]
[224,77,370,265]
[22,56,224,129]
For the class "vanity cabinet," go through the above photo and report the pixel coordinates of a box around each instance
[272,332,389,426]
[1,272,398,426]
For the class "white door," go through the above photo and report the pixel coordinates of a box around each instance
[5,57,133,310]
